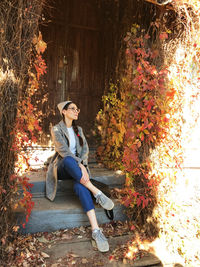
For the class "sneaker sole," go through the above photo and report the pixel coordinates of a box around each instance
[103,200,114,211]
[91,239,109,252]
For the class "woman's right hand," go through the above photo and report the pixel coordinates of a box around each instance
[79,163,89,185]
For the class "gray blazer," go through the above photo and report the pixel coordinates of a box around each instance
[46,120,89,201]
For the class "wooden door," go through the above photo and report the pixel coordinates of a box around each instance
[41,0,104,144]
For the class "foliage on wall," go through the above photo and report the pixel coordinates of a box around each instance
[0,1,46,262]
[96,83,127,170]
[97,1,200,265]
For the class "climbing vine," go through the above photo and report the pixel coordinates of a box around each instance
[98,23,175,229]
[121,24,173,217]
[0,0,46,262]
[13,31,47,228]
[96,83,127,170]
[97,0,200,265]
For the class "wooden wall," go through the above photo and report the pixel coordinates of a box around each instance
[41,0,104,143]
[40,0,157,145]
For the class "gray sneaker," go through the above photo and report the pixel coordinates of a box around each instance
[96,192,114,210]
[92,229,109,252]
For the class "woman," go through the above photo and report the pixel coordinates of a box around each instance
[46,100,114,252]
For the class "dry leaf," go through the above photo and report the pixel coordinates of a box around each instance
[70,253,80,258]
[36,236,49,243]
[91,239,97,248]
[41,252,50,258]
[81,258,88,264]
[61,234,72,240]
[22,261,29,267]
[13,225,19,232]
[79,226,85,232]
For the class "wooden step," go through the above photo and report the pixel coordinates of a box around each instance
[16,195,127,234]
[17,160,127,234]
[23,163,125,198]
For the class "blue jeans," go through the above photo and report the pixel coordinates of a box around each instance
[57,156,94,212]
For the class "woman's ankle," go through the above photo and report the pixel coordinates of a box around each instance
[94,190,101,198]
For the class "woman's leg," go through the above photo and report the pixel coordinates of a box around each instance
[58,156,100,196]
[58,156,114,210]
[73,183,100,231]
[86,209,99,230]
[59,156,110,252]
[73,182,95,213]
[83,180,100,196]
[58,156,82,181]
[74,183,109,252]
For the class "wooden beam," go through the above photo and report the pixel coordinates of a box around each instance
[144,0,172,6]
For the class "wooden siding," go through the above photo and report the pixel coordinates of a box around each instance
[40,0,156,145]
[41,0,104,142]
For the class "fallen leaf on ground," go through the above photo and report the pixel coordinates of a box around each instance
[37,236,49,243]
[69,253,80,258]
[61,234,72,240]
[81,258,88,264]
[22,261,29,267]
[79,226,86,232]
[41,252,50,258]
[91,239,97,249]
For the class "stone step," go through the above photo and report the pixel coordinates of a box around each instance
[16,195,127,234]
[24,164,125,198]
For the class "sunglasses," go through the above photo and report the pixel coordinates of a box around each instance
[67,107,80,113]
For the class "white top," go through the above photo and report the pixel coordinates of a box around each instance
[67,127,76,155]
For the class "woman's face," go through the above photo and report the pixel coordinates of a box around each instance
[62,103,80,121]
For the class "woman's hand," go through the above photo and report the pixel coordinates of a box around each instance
[79,163,90,185]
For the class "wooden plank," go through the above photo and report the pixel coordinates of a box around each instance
[16,197,127,234]
[68,23,100,31]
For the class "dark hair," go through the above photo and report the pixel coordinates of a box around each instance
[72,120,83,146]
[62,102,83,147]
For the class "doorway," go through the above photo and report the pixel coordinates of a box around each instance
[41,0,105,145]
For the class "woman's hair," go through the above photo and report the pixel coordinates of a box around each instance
[72,120,83,146]
[62,102,83,147]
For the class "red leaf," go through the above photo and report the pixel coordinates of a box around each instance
[144,34,150,39]
[131,225,135,230]
[136,198,141,206]
[159,32,168,40]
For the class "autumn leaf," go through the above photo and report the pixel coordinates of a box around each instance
[166,88,176,98]
[144,34,150,39]
[159,32,168,40]
[41,252,50,258]
[33,31,47,54]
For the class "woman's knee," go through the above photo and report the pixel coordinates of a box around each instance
[63,156,76,167]
[61,156,82,181]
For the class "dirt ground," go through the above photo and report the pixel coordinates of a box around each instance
[4,221,185,267]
